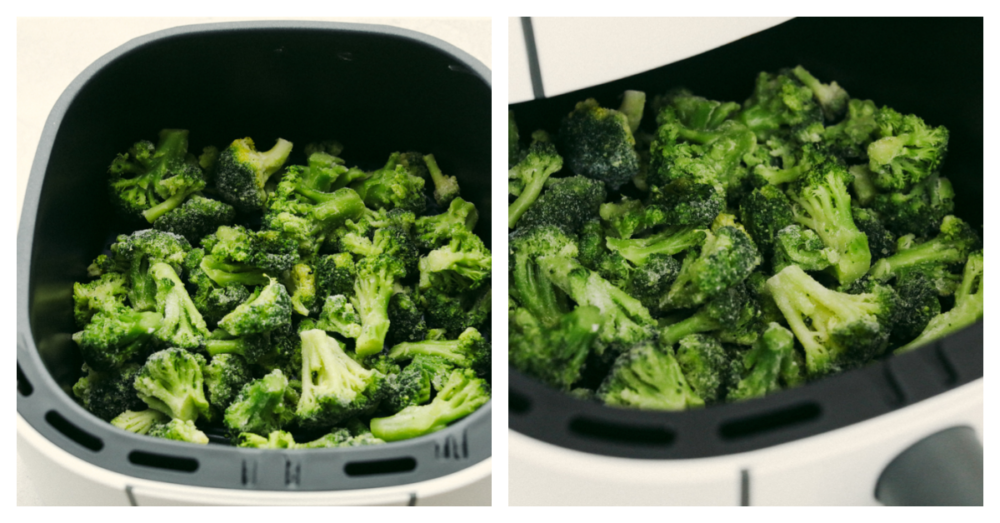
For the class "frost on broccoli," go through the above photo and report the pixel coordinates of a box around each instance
[598,342,704,411]
[296,329,385,428]
[215,137,293,212]
[108,129,207,222]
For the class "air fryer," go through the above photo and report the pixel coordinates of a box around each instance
[17,20,492,506]
[508,17,982,506]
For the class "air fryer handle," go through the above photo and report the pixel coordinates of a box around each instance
[876,426,983,506]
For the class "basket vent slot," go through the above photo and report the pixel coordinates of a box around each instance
[569,417,675,446]
[344,457,417,477]
[128,450,198,472]
[719,402,821,441]
[45,410,102,451]
[509,390,531,414]
[17,363,33,396]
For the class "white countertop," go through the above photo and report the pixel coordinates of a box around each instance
[16,17,490,506]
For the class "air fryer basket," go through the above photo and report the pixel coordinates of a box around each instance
[509,17,983,459]
[17,21,491,491]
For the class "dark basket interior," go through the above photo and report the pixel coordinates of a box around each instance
[509,17,983,459]
[18,21,491,491]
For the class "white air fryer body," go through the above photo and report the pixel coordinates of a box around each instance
[18,417,491,506]
[509,380,981,506]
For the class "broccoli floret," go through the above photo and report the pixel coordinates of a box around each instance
[421,154,460,206]
[134,348,210,421]
[153,195,235,244]
[149,262,210,349]
[509,225,578,326]
[790,66,849,121]
[661,226,762,310]
[418,285,491,339]
[786,162,871,285]
[727,322,803,401]
[896,251,982,353]
[518,175,606,234]
[509,306,603,391]
[73,363,145,421]
[110,409,169,435]
[72,272,129,327]
[737,69,822,140]
[646,179,726,227]
[296,329,386,427]
[626,254,682,312]
[559,97,641,190]
[888,270,943,346]
[215,137,293,212]
[414,197,479,249]
[183,248,252,324]
[537,254,655,349]
[203,353,253,413]
[381,354,455,413]
[236,430,298,449]
[224,369,296,437]
[351,152,426,214]
[867,107,949,191]
[653,88,740,131]
[217,277,293,336]
[597,342,704,411]
[316,294,362,339]
[739,184,796,259]
[108,129,207,222]
[851,206,896,263]
[869,215,979,281]
[108,229,191,312]
[253,321,302,380]
[822,99,879,159]
[660,283,760,345]
[871,174,955,239]
[315,253,356,298]
[72,302,163,371]
[370,369,489,442]
[771,224,839,274]
[386,291,428,346]
[388,327,490,378]
[606,226,706,266]
[749,142,836,187]
[674,334,732,404]
[148,419,209,444]
[767,265,896,375]
[296,428,386,448]
[508,138,564,228]
[649,112,755,195]
[418,229,492,293]
[354,254,406,357]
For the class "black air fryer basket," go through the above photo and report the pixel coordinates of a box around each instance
[509,16,982,496]
[18,21,491,493]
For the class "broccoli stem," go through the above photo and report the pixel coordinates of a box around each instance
[606,226,705,265]
[508,175,547,228]
[870,236,966,281]
[143,188,195,223]
[423,154,460,204]
[259,138,295,179]
[205,339,245,357]
[618,90,646,133]
[388,340,466,366]
[310,187,365,224]
[200,255,269,286]
[660,312,719,346]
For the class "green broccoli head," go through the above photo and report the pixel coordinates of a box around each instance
[386,291,428,346]
[72,302,163,371]
[509,224,578,326]
[822,99,879,159]
[871,174,955,239]
[217,277,293,336]
[597,342,704,411]
[661,226,762,310]
[418,229,492,294]
[315,253,357,298]
[509,305,603,391]
[867,107,949,192]
[870,215,979,282]
[388,327,491,378]
[653,88,740,131]
[518,175,607,234]
[647,179,726,228]
[381,354,455,413]
[153,195,235,245]
[737,69,822,139]
[316,294,363,339]
[110,409,169,435]
[790,66,849,121]
[370,368,489,442]
[727,322,803,401]
[887,270,943,346]
[296,329,386,428]
[203,353,254,413]
[414,197,479,249]
[786,162,871,285]
[508,138,564,228]
[224,369,296,437]
[739,184,796,259]
[215,137,293,212]
[559,98,640,190]
[626,254,682,312]
[72,272,129,327]
[148,418,209,444]
[660,282,760,345]
[354,254,406,357]
[851,206,897,263]
[351,153,426,214]
[73,363,146,421]
[109,229,191,312]
[771,224,839,274]
[418,285,491,339]
[674,334,732,404]
[134,348,211,421]
[108,129,207,222]
[767,265,896,376]
[897,251,982,354]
